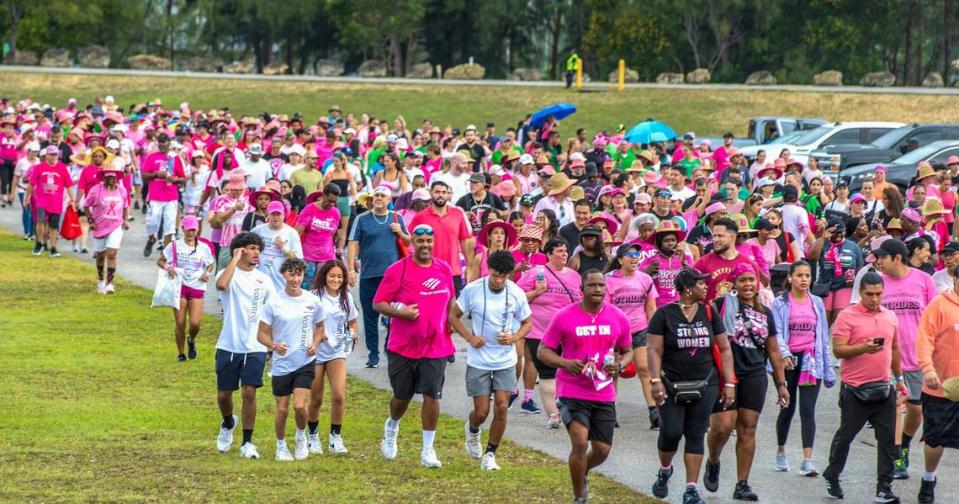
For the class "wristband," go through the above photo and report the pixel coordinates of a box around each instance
[649,378,661,384]
[895,375,905,383]
[271,342,278,351]
[724,383,736,388]
[776,382,786,389]
[164,264,175,272]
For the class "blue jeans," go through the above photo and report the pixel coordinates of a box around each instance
[18,193,33,237]
[359,276,384,363]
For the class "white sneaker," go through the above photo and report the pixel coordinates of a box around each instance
[97,280,107,294]
[105,283,115,294]
[480,451,501,471]
[216,415,238,453]
[239,442,260,459]
[381,419,398,460]
[294,435,309,460]
[464,420,482,459]
[275,443,294,461]
[420,447,442,468]
[307,432,323,454]
[328,433,348,454]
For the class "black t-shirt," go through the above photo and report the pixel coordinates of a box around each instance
[715,298,776,377]
[242,212,267,232]
[455,142,486,172]
[648,303,725,384]
[559,222,583,251]
[455,191,507,233]
[686,224,713,254]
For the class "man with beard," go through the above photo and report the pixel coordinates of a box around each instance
[456,173,507,234]
[693,218,755,302]
[411,181,474,295]
[141,133,185,257]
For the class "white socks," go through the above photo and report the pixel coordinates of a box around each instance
[295,428,305,439]
[276,439,286,449]
[923,471,937,482]
[387,418,399,431]
[422,430,436,451]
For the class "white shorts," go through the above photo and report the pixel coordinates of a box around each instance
[146,200,178,237]
[92,226,124,252]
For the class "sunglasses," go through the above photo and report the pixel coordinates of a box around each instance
[623,251,643,258]
[413,227,434,236]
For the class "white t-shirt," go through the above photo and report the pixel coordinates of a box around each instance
[250,223,303,292]
[456,278,532,370]
[432,171,471,202]
[314,289,359,363]
[242,158,272,189]
[277,163,302,182]
[260,289,324,376]
[932,269,954,293]
[162,239,216,290]
[215,267,275,354]
[15,157,33,193]
[183,163,210,207]
[780,203,810,252]
[669,186,696,201]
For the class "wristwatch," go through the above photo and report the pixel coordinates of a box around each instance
[776,382,787,389]
[649,378,661,385]
[895,375,905,383]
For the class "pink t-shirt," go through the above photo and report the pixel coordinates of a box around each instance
[296,203,341,262]
[511,249,548,281]
[77,165,101,195]
[142,152,185,202]
[745,237,781,266]
[29,161,72,214]
[516,265,582,340]
[693,251,755,302]
[605,270,657,333]
[833,304,899,387]
[373,257,455,359]
[880,269,938,371]
[82,183,128,238]
[541,303,631,403]
[787,293,817,354]
[210,194,250,247]
[639,252,686,307]
[410,206,472,276]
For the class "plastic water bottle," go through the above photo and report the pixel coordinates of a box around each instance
[536,265,545,283]
[603,349,616,367]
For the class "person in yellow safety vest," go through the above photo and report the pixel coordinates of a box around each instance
[565,49,581,89]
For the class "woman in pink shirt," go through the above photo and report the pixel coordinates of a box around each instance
[640,219,690,307]
[295,184,342,287]
[82,164,129,293]
[467,221,517,282]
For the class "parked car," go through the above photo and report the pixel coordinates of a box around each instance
[738,121,904,167]
[811,123,959,175]
[840,140,959,192]
[697,136,758,149]
[746,117,827,144]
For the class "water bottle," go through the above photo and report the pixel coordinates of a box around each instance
[603,349,616,367]
[536,265,545,283]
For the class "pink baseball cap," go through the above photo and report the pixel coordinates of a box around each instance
[875,164,887,173]
[634,193,652,204]
[901,208,921,223]
[267,201,285,214]
[948,155,959,165]
[43,145,60,156]
[849,193,867,204]
[181,215,200,231]
[705,202,728,216]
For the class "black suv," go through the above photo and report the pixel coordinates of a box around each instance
[812,124,959,174]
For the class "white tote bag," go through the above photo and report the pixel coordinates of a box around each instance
[151,268,182,309]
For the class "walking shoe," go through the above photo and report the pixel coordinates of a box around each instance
[464,420,482,459]
[187,339,197,359]
[572,498,587,504]
[420,447,442,468]
[703,460,720,492]
[105,283,115,294]
[893,447,909,479]
[49,248,60,257]
[143,236,156,257]
[480,451,501,471]
[72,244,80,253]
[799,459,819,477]
[546,413,561,429]
[307,433,323,454]
[824,477,844,499]
[733,480,758,501]
[365,356,379,368]
[683,485,705,504]
[177,354,187,362]
[874,487,900,503]
[652,466,673,499]
[275,443,294,461]
[327,433,346,454]
[520,399,542,414]
[918,477,936,504]
[81,248,88,254]
[217,414,238,453]
[97,280,107,294]
[508,391,519,408]
[381,419,398,460]
[239,442,260,459]
[294,434,309,460]
[649,408,661,430]
[32,243,43,256]
[774,452,789,472]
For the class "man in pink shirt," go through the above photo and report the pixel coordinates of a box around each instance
[141,134,185,257]
[372,224,455,468]
[26,145,75,257]
[537,270,633,504]
[693,218,755,302]
[824,272,908,502]
[410,180,475,294]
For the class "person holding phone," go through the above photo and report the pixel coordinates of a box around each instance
[807,217,864,324]
[823,272,907,503]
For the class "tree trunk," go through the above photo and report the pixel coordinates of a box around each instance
[549,8,562,80]
[945,0,953,79]
[915,0,924,85]
[903,12,913,84]
[390,34,403,77]
[285,37,294,74]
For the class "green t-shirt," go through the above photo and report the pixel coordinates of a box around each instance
[680,158,702,178]
[289,167,324,194]
[615,150,637,170]
[802,193,823,217]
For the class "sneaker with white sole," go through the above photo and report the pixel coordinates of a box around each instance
[217,415,238,453]
[105,283,115,294]
[97,280,107,294]
[275,443,294,461]
[464,420,482,459]
[381,419,398,460]
[480,452,501,471]
[798,459,819,477]
[774,452,789,472]
[239,442,260,459]
[307,432,323,454]
[420,447,442,468]
[546,413,561,429]
[294,435,309,460]
[328,433,348,454]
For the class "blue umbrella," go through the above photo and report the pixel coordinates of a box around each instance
[529,103,577,129]
[624,120,677,144]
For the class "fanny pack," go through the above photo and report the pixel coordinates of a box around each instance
[846,381,891,404]
[662,369,714,404]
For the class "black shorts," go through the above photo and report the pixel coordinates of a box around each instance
[713,373,768,413]
[631,329,648,349]
[559,398,617,446]
[215,350,267,391]
[271,361,316,397]
[387,350,448,400]
[36,208,60,227]
[525,339,557,380]
[922,392,959,449]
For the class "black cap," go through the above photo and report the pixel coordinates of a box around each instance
[826,217,845,231]
[520,194,536,206]
[469,173,488,184]
[580,225,602,239]
[157,133,170,143]
[942,241,959,254]
[755,218,775,231]
[323,183,342,196]
[675,268,709,292]
[874,239,909,260]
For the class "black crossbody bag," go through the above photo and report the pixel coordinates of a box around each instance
[845,381,892,404]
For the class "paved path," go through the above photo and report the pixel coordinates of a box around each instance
[4,65,959,96]
[3,205,955,504]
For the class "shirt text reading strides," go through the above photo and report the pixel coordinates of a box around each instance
[648,303,725,384]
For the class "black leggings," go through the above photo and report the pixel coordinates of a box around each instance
[776,363,822,448]
[657,384,719,455]
[0,160,13,196]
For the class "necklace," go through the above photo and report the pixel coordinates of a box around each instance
[579,302,601,324]
[372,211,389,225]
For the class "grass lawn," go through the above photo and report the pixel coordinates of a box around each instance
[3,71,959,139]
[0,230,650,503]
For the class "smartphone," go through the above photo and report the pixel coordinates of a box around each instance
[874,337,885,347]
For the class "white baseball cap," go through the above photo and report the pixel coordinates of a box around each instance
[519,153,534,165]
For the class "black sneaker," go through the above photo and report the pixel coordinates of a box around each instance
[447,355,456,363]
[143,236,156,257]
[187,339,197,359]
[825,477,844,499]
[918,478,936,504]
[49,248,61,257]
[733,480,758,501]
[177,353,187,362]
[365,356,379,368]
[508,391,519,408]
[875,486,900,503]
[649,408,661,430]
[703,460,720,492]
[652,466,673,499]
[32,243,43,256]
[683,486,705,504]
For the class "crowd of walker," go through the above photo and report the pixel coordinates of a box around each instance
[4,95,959,504]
